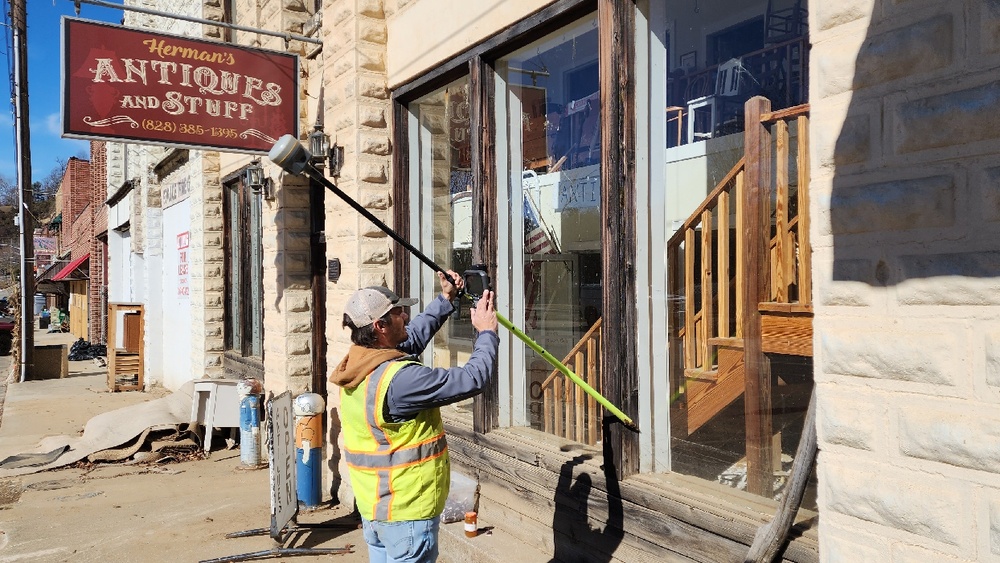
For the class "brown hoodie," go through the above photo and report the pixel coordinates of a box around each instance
[329,345,408,390]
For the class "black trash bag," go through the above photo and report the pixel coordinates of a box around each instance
[68,338,108,361]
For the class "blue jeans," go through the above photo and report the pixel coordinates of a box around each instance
[361,517,440,563]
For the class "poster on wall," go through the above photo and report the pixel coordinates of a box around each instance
[177,231,190,299]
[61,17,299,153]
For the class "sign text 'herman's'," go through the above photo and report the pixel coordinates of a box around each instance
[62,17,299,153]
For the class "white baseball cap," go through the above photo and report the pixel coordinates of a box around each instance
[344,286,419,327]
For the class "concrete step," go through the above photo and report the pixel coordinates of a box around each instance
[439,510,550,563]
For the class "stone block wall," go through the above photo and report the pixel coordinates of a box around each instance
[810,0,1000,560]
[320,0,394,507]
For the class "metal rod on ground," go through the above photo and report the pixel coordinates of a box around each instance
[268,135,637,432]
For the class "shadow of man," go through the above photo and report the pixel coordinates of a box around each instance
[550,418,624,562]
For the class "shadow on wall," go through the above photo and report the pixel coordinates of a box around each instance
[829,0,1000,293]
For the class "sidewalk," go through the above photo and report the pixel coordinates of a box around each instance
[0,327,368,563]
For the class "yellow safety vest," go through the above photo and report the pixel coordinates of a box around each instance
[341,360,449,521]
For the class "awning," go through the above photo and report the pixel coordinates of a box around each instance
[51,253,89,281]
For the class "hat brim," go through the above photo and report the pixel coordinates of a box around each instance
[395,297,419,307]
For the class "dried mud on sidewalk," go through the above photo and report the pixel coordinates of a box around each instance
[0,342,367,563]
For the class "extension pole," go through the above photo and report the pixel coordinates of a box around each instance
[268,136,636,432]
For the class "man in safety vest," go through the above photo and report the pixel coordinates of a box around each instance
[331,270,498,562]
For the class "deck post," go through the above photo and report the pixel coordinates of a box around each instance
[742,97,774,497]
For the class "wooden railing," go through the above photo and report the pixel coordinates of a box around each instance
[668,103,810,381]
[765,106,811,308]
[539,318,603,445]
[667,159,746,377]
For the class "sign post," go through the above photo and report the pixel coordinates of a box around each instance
[268,391,296,538]
[198,392,354,562]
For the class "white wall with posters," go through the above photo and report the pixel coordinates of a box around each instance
[161,185,192,390]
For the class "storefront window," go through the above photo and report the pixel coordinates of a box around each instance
[408,77,476,389]
[664,0,814,508]
[498,17,603,444]
[224,177,263,359]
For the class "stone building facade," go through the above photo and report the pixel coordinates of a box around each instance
[810,0,1000,560]
[90,0,1000,560]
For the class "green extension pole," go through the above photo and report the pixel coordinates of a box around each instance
[495,311,638,432]
[268,135,638,433]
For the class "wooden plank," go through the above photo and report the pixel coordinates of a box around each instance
[761,311,814,357]
[758,302,813,314]
[759,103,810,124]
[774,120,789,303]
[470,56,500,433]
[443,420,818,563]
[575,351,585,442]
[667,158,746,247]
[542,386,556,434]
[707,336,744,348]
[742,96,774,497]
[735,171,745,339]
[554,377,563,438]
[599,0,639,476]
[447,434,746,563]
[685,228,696,370]
[797,115,812,306]
[588,335,598,444]
[390,97,410,320]
[688,347,745,433]
[717,191,730,339]
[565,374,575,440]
[701,210,713,372]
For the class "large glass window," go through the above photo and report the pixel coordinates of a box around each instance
[498,17,603,445]
[663,0,815,508]
[408,77,476,389]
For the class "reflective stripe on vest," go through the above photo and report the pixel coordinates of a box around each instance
[342,359,449,521]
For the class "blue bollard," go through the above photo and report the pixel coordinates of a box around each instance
[293,393,325,508]
[237,379,262,467]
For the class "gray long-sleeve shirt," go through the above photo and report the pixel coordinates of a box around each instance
[386,295,499,422]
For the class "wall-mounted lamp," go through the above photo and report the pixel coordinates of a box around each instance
[308,125,344,179]
[244,160,275,201]
[244,160,265,190]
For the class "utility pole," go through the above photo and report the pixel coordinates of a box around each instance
[11,0,34,382]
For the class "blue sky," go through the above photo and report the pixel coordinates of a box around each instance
[1,0,122,183]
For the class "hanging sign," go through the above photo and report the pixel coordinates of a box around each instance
[61,17,299,154]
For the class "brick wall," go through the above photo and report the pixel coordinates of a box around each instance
[811,0,1000,560]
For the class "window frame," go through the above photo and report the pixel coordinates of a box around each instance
[222,171,264,379]
[391,0,639,477]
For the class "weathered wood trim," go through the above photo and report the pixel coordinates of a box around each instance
[391,96,410,294]
[742,96,774,496]
[309,180,327,396]
[470,56,499,433]
[444,413,818,562]
[598,0,639,479]
[391,0,595,101]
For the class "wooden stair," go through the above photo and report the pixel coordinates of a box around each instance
[668,101,813,495]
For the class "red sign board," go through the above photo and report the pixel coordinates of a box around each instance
[62,17,299,154]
